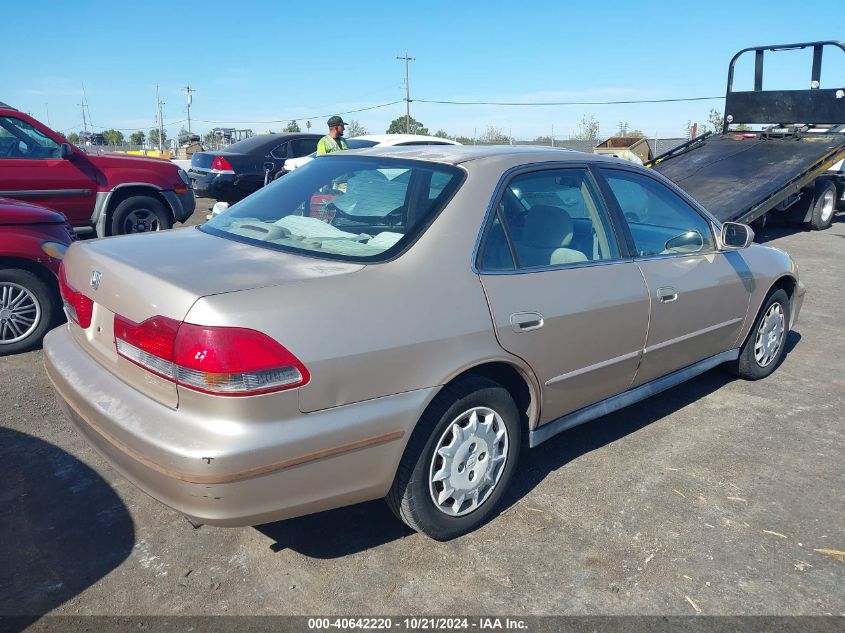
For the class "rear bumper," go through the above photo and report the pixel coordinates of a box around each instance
[43,325,433,527]
[189,171,261,203]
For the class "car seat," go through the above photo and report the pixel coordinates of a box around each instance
[518,205,588,266]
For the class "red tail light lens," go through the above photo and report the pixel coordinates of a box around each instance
[58,261,93,329]
[113,315,309,396]
[210,156,234,172]
[114,315,181,380]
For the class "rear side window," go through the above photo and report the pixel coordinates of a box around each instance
[601,169,715,257]
[202,156,464,262]
[479,168,620,270]
[269,142,289,160]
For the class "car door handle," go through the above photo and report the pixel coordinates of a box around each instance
[510,312,544,332]
[657,286,679,303]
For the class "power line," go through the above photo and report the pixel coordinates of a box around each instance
[192,100,403,125]
[413,96,723,106]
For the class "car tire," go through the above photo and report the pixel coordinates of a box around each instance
[808,180,837,231]
[0,268,58,356]
[726,288,790,380]
[110,195,172,235]
[386,375,521,541]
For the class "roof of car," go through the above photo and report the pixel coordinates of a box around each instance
[338,144,628,167]
[352,133,461,145]
[222,132,322,154]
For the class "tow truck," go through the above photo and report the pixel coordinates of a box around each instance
[648,41,845,231]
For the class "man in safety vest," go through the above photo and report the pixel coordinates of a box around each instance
[317,116,350,154]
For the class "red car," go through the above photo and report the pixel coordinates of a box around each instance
[0,197,75,355]
[0,101,195,237]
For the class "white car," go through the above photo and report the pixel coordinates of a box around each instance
[282,134,461,173]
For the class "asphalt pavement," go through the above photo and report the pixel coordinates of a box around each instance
[1,202,843,617]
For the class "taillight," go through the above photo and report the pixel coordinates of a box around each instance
[113,315,309,396]
[210,156,234,173]
[58,261,93,329]
[114,315,180,380]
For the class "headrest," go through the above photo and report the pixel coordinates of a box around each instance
[521,205,574,248]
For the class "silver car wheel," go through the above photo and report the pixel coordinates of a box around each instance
[124,208,160,233]
[820,189,835,224]
[754,302,785,368]
[0,282,41,345]
[429,406,509,517]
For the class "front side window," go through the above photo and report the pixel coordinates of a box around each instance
[203,156,463,262]
[479,168,620,270]
[602,169,715,257]
[0,116,61,159]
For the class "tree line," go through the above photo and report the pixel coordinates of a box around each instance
[63,110,734,148]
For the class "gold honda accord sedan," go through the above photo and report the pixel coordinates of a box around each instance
[44,146,804,540]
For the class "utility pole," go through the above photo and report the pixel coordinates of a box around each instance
[156,85,165,154]
[78,101,89,139]
[45,103,51,128]
[396,50,415,133]
[182,85,196,137]
[551,124,554,147]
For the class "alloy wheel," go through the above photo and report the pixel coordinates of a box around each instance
[124,209,160,233]
[0,282,41,345]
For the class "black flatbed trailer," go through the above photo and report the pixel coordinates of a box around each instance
[648,41,845,230]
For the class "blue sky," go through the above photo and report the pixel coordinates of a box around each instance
[4,0,844,140]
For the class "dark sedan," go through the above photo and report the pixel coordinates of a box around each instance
[189,133,322,203]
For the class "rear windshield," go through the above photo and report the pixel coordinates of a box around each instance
[347,139,378,149]
[201,156,464,262]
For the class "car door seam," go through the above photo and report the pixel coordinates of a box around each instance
[629,261,653,388]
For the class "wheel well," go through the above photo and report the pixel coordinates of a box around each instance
[106,186,170,230]
[446,362,536,435]
[772,275,796,303]
[0,257,58,294]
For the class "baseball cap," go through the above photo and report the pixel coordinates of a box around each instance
[327,116,348,127]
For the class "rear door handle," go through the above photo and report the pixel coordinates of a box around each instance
[657,286,679,303]
[510,312,544,332]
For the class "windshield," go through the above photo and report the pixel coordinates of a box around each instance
[202,156,464,262]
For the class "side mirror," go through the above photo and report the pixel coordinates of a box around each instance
[721,222,754,249]
[664,230,704,253]
[59,143,74,160]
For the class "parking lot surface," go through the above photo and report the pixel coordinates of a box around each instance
[1,201,843,617]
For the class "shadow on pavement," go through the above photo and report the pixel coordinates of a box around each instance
[753,211,842,244]
[255,500,413,558]
[0,427,134,627]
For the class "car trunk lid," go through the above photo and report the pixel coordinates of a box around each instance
[61,227,363,408]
